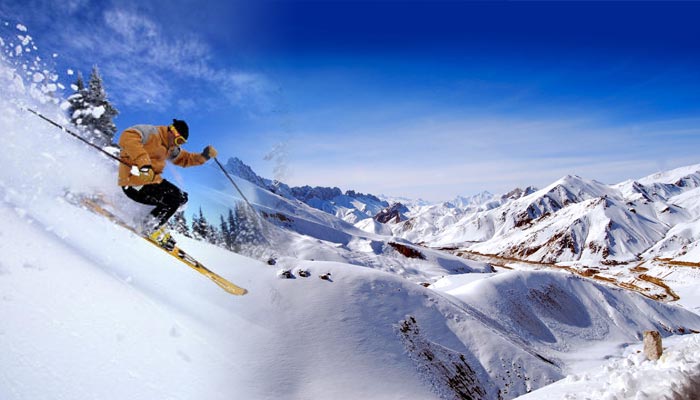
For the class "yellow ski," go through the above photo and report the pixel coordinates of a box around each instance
[80,197,248,296]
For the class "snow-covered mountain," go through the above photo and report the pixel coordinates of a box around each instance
[448,191,496,209]
[388,186,537,246]
[3,24,700,400]
[388,169,700,267]
[225,157,390,224]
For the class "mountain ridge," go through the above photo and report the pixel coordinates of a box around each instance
[225,155,700,268]
[393,165,700,267]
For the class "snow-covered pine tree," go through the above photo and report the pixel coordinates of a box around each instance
[83,65,118,145]
[67,66,119,146]
[228,201,265,251]
[169,211,191,238]
[205,223,219,245]
[67,72,87,128]
[191,207,209,241]
[191,208,220,244]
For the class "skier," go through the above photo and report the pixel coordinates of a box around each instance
[118,119,217,249]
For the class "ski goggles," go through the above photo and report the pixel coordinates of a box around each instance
[170,125,187,146]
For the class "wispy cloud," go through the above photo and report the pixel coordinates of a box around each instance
[281,113,700,201]
[49,5,271,112]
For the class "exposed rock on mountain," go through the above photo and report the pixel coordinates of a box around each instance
[375,202,409,224]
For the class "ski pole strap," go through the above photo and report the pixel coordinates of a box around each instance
[25,108,130,167]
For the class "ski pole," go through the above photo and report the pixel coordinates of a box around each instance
[213,157,256,211]
[213,157,274,248]
[24,107,130,167]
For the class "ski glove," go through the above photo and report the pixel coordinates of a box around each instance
[138,165,155,183]
[202,145,218,160]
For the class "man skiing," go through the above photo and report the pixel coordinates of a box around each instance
[118,119,217,249]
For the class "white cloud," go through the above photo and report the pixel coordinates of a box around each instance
[103,9,159,42]
[54,6,270,112]
[281,114,700,201]
[64,0,90,14]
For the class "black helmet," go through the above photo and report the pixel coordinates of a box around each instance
[171,119,189,140]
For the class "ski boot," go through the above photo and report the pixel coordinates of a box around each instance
[147,226,177,251]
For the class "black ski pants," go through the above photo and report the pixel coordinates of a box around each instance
[122,179,188,229]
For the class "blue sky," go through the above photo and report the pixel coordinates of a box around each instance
[2,0,700,201]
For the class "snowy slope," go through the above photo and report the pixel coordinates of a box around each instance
[642,187,700,262]
[0,196,521,399]
[6,191,699,399]
[433,271,700,373]
[0,192,445,399]
[449,191,497,209]
[516,334,700,400]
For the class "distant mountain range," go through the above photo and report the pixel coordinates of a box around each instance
[395,165,700,267]
[225,157,700,268]
[225,157,389,223]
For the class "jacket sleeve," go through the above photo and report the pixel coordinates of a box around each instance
[119,129,151,168]
[171,148,208,168]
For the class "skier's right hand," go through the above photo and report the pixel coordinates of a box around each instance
[139,165,155,183]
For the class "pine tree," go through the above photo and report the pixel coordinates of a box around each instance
[67,72,87,128]
[219,214,232,249]
[84,65,119,144]
[191,208,209,241]
[227,208,238,247]
[227,201,265,252]
[67,66,119,146]
[231,202,249,249]
[169,211,191,238]
[205,224,219,245]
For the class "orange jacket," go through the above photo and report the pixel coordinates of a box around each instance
[118,124,207,186]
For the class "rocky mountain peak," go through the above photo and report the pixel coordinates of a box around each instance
[374,202,409,224]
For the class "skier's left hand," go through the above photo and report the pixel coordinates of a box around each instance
[202,145,217,160]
